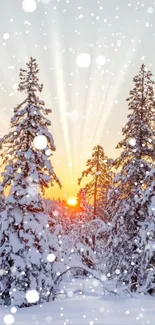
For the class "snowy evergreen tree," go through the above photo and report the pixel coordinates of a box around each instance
[0,57,61,211]
[78,145,112,218]
[136,169,155,294]
[0,57,61,306]
[105,64,155,293]
[77,188,87,212]
[0,207,54,306]
[76,188,93,221]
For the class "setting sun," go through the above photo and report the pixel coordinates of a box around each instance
[67,197,77,206]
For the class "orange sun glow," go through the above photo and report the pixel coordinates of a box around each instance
[67,197,77,206]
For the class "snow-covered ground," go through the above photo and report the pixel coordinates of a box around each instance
[1,279,155,325]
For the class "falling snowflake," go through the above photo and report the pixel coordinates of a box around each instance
[92,280,99,287]
[24,20,31,25]
[96,56,106,66]
[67,291,74,297]
[25,290,39,303]
[45,149,52,156]
[3,315,15,325]
[116,40,122,47]
[40,0,52,4]
[47,253,56,263]
[3,33,10,40]
[129,138,136,146]
[10,307,17,314]
[33,135,47,150]
[115,269,120,275]
[76,53,91,68]
[147,7,154,14]
[22,0,37,13]
[45,316,52,322]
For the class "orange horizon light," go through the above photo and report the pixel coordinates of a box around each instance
[67,197,77,206]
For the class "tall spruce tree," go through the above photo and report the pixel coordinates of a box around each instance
[105,64,155,293]
[135,167,155,294]
[0,57,61,306]
[0,57,61,211]
[77,189,87,211]
[78,145,112,218]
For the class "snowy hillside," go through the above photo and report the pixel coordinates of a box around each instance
[1,279,155,325]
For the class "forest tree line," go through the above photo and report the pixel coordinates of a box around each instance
[0,58,154,307]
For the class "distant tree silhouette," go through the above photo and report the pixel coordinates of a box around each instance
[78,145,112,218]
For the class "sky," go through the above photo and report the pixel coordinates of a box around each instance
[0,0,155,200]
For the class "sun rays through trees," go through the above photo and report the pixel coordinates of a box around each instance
[0,61,155,308]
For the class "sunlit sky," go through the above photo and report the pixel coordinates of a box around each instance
[0,0,155,200]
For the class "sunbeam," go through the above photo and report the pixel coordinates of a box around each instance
[0,0,154,199]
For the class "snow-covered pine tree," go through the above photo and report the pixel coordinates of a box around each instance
[0,57,61,210]
[76,188,92,221]
[0,57,61,306]
[78,145,112,219]
[135,167,155,294]
[105,64,155,293]
[77,188,87,212]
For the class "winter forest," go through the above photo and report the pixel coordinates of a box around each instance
[0,55,155,324]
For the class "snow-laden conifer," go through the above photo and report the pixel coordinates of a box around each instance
[0,57,61,306]
[105,64,155,293]
[78,145,112,218]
